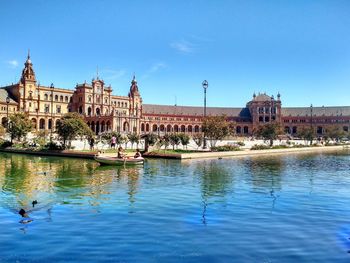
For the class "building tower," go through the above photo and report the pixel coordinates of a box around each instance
[19,51,38,112]
[128,75,142,133]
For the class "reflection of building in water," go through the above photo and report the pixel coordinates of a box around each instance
[245,157,284,192]
[0,155,104,210]
[0,155,56,207]
[0,153,145,212]
[194,160,232,225]
[116,167,142,205]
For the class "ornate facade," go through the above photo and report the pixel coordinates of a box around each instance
[1,54,350,137]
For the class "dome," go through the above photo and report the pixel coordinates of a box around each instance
[253,93,272,102]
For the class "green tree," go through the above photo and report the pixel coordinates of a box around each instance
[178,133,190,149]
[0,125,5,139]
[297,127,316,145]
[256,123,282,146]
[158,134,171,151]
[169,133,181,150]
[56,113,93,148]
[324,126,344,142]
[7,113,32,142]
[33,130,48,147]
[128,133,140,149]
[192,134,203,149]
[202,115,231,147]
[143,133,158,152]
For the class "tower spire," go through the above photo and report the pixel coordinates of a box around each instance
[96,66,99,80]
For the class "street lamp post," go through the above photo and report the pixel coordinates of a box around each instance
[310,104,313,129]
[6,96,10,129]
[202,80,208,149]
[50,83,54,142]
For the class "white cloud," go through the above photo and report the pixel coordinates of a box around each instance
[142,62,167,79]
[170,40,194,54]
[149,62,166,73]
[102,69,126,80]
[7,60,18,68]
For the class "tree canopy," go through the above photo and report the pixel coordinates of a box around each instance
[255,123,281,146]
[297,127,316,145]
[202,115,231,147]
[56,113,94,148]
[8,113,32,142]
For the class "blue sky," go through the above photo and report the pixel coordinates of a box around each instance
[1,0,350,107]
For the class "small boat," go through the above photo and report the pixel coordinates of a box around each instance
[94,155,145,166]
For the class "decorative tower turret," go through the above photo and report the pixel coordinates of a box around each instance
[20,51,36,84]
[128,75,142,133]
[19,51,38,111]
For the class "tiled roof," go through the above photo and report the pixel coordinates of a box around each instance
[142,104,251,118]
[0,88,17,104]
[253,94,273,101]
[282,106,350,117]
[143,104,350,118]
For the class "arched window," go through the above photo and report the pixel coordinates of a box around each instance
[65,96,68,102]
[123,122,129,132]
[96,108,100,115]
[160,124,165,132]
[55,95,58,101]
[243,126,249,134]
[181,125,186,132]
[167,125,172,133]
[194,125,199,133]
[146,123,150,132]
[141,123,145,132]
[31,118,37,129]
[87,107,92,116]
[259,116,263,122]
[44,94,48,100]
[152,124,158,132]
[236,126,241,134]
[188,125,193,133]
[60,95,63,102]
[39,119,45,130]
[174,125,179,133]
[292,126,297,134]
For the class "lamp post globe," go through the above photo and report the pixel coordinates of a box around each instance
[310,104,313,129]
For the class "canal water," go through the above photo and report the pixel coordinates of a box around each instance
[1,151,350,262]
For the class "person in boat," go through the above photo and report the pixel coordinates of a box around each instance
[134,149,142,159]
[117,146,127,159]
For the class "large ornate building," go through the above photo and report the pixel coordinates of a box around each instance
[1,54,350,137]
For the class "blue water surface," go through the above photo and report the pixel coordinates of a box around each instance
[1,151,350,262]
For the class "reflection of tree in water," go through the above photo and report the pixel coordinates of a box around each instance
[244,156,285,210]
[114,166,143,207]
[194,160,233,224]
[0,154,103,213]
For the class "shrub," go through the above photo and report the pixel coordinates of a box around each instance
[44,142,64,150]
[271,145,288,149]
[236,141,245,146]
[250,144,270,150]
[0,140,13,149]
[211,145,241,152]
